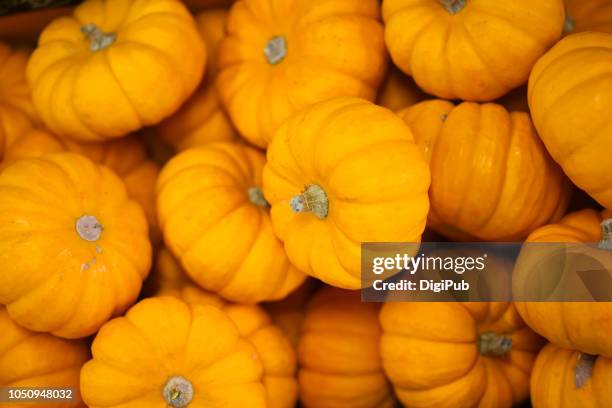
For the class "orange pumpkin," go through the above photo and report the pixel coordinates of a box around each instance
[27,0,206,142]
[157,142,305,302]
[152,247,298,408]
[376,66,426,112]
[0,153,151,338]
[528,31,612,209]
[264,279,319,347]
[0,43,37,161]
[0,306,89,408]
[381,302,544,408]
[398,100,571,241]
[514,209,612,357]
[218,0,387,147]
[81,296,267,408]
[263,97,430,289]
[564,0,612,35]
[531,343,612,408]
[299,287,395,408]
[155,8,237,152]
[4,128,160,244]
[382,0,565,101]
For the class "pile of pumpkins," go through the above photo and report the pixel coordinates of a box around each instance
[0,0,611,407]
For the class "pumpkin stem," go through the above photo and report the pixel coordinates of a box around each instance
[575,353,597,389]
[76,215,103,242]
[290,184,329,219]
[439,0,466,14]
[163,376,194,408]
[264,36,287,65]
[248,186,269,208]
[563,13,575,34]
[598,219,612,250]
[478,331,512,356]
[81,23,116,52]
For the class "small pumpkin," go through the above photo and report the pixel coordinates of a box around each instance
[27,0,206,142]
[263,97,430,289]
[376,66,426,112]
[0,306,89,408]
[0,43,38,161]
[157,141,305,302]
[153,247,298,408]
[80,296,267,408]
[4,128,160,244]
[564,0,612,35]
[382,0,565,101]
[0,153,152,338]
[514,209,612,357]
[217,0,387,147]
[528,31,612,209]
[398,100,571,241]
[531,343,612,408]
[380,302,544,408]
[264,279,319,348]
[155,8,237,152]
[299,287,395,408]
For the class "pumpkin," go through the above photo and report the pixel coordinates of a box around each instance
[0,43,38,161]
[0,306,89,408]
[528,31,612,209]
[264,278,319,347]
[514,209,612,357]
[3,128,160,244]
[152,247,298,408]
[0,7,73,44]
[397,99,571,241]
[382,0,565,101]
[154,8,237,152]
[380,302,544,408]
[0,153,151,338]
[376,66,426,112]
[26,0,206,142]
[299,287,395,408]
[217,0,387,147]
[564,0,612,35]
[80,296,267,408]
[157,141,305,302]
[531,343,612,408]
[263,97,430,289]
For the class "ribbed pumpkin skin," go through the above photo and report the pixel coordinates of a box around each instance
[564,0,612,35]
[528,32,612,209]
[376,66,426,112]
[0,43,37,161]
[153,247,298,408]
[531,343,612,408]
[0,307,89,408]
[263,97,430,289]
[26,0,206,142]
[4,129,160,244]
[0,153,151,338]
[80,297,268,408]
[218,0,387,147]
[515,209,612,357]
[380,302,544,408]
[155,9,237,152]
[157,142,305,302]
[299,287,395,408]
[382,0,565,101]
[398,100,571,241]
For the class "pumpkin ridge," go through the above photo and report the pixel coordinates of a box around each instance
[102,50,145,125]
[65,61,105,140]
